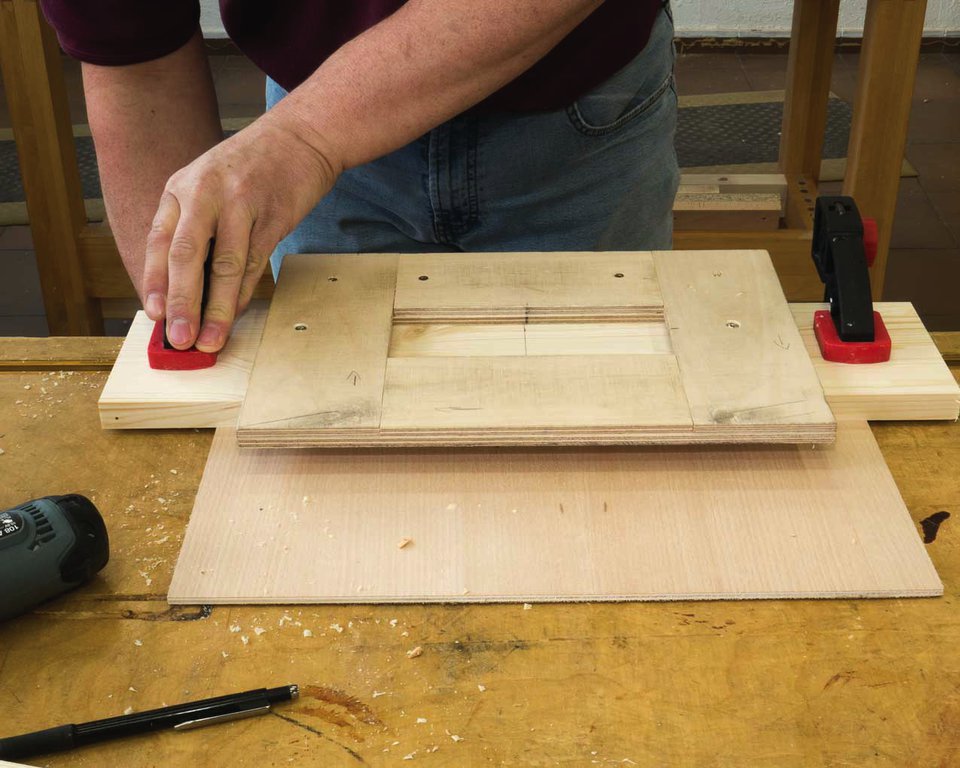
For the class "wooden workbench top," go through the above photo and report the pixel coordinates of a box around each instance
[0,338,958,766]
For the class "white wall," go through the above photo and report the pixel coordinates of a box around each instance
[671,0,960,37]
[199,0,960,39]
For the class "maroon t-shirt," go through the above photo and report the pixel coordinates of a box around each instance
[40,0,662,112]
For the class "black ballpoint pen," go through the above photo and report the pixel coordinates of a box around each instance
[0,684,299,761]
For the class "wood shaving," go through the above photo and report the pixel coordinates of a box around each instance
[303,629,313,638]
[406,646,423,659]
[477,684,486,692]
[397,537,413,549]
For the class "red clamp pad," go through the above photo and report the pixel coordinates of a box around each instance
[146,320,218,370]
[813,310,891,364]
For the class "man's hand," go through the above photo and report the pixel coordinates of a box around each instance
[141,114,340,352]
[95,0,601,354]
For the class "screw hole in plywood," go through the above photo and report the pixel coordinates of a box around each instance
[726,320,741,329]
[328,276,338,282]
[418,275,429,281]
[294,323,308,332]
[614,273,624,278]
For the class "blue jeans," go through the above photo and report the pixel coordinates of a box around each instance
[267,3,678,277]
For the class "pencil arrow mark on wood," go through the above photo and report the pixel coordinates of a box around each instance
[347,371,361,386]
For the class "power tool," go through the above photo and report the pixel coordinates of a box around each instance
[0,495,109,621]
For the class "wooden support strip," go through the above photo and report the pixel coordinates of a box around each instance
[237,254,398,434]
[99,303,267,429]
[653,249,835,433]
[393,252,662,323]
[98,304,958,430]
[792,303,960,422]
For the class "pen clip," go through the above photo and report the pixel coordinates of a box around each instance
[173,704,271,731]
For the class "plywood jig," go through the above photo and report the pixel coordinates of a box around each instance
[236,250,837,447]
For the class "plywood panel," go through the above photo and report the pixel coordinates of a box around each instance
[98,303,266,429]
[237,253,398,434]
[393,251,662,323]
[654,250,835,439]
[791,302,960,421]
[169,422,942,604]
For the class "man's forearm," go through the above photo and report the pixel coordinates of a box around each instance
[273,0,604,174]
[82,31,222,298]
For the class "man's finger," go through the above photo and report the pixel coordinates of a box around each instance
[194,207,253,353]
[236,220,279,314]
[164,203,217,350]
[141,192,180,320]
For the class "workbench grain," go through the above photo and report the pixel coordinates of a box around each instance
[1,350,958,766]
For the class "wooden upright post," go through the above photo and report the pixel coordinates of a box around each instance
[780,0,840,183]
[0,0,102,334]
[843,0,927,300]
[778,0,840,231]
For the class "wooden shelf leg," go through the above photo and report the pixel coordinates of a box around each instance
[780,0,840,184]
[779,0,840,231]
[0,0,102,335]
[842,0,927,300]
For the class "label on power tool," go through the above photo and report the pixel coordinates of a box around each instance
[0,511,24,540]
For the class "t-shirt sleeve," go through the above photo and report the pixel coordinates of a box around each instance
[39,0,201,66]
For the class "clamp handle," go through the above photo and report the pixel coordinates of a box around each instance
[811,196,890,364]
